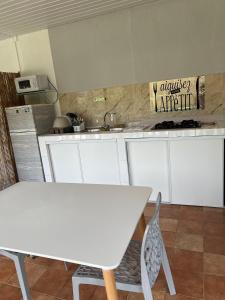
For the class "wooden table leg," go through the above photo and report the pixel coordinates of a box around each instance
[137,213,146,240]
[103,269,119,300]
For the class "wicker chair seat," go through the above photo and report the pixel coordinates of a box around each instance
[75,240,142,286]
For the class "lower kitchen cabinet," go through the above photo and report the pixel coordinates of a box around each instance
[40,135,224,207]
[79,140,120,184]
[48,140,121,184]
[169,138,224,207]
[126,140,170,202]
[49,143,83,183]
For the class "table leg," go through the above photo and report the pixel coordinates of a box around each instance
[137,213,146,240]
[103,269,119,300]
[0,250,31,300]
[14,254,31,300]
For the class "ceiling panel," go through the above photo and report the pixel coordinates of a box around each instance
[0,0,157,39]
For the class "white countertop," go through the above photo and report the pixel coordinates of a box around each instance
[39,121,225,141]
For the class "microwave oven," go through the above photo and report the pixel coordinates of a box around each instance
[15,75,49,93]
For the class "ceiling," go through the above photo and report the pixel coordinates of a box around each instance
[0,0,156,39]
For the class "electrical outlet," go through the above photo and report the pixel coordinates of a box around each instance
[94,96,106,102]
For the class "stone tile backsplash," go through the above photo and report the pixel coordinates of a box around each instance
[59,72,225,127]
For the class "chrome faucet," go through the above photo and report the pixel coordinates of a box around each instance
[103,112,117,129]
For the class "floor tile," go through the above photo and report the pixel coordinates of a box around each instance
[152,291,166,300]
[32,268,71,297]
[31,290,58,300]
[160,218,178,232]
[172,269,203,299]
[175,232,203,252]
[144,205,155,218]
[8,262,47,288]
[79,284,96,300]
[204,222,225,237]
[204,274,225,300]
[160,205,181,219]
[165,294,203,300]
[204,253,225,276]
[25,256,54,268]
[177,219,203,235]
[153,268,168,292]
[204,211,225,224]
[0,258,16,283]
[90,286,128,300]
[179,206,204,222]
[203,207,225,213]
[168,248,203,273]
[204,236,225,255]
[0,284,21,300]
[162,231,176,247]
[56,277,73,300]
[126,292,144,300]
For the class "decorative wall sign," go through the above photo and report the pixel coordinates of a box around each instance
[149,76,205,112]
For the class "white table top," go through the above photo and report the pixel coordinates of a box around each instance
[0,182,151,270]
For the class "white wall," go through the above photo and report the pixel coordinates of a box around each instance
[0,30,60,113]
[0,38,20,72]
[49,0,225,92]
[16,30,57,85]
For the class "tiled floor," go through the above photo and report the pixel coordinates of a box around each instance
[0,204,225,300]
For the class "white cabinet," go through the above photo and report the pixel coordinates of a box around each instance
[169,138,224,207]
[49,143,83,183]
[79,140,120,184]
[126,140,170,202]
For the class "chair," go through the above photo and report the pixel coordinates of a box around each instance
[0,250,31,300]
[72,192,176,300]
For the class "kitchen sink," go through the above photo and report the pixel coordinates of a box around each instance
[86,126,124,133]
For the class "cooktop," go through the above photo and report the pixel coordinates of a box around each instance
[152,119,201,130]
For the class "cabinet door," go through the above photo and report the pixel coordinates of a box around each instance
[49,143,83,183]
[79,141,120,184]
[170,138,224,207]
[127,140,170,202]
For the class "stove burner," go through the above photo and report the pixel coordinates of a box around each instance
[152,120,201,130]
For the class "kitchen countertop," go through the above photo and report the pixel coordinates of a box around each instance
[39,120,225,141]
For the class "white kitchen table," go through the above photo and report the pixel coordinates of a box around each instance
[0,182,152,300]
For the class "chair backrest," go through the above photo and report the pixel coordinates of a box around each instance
[140,192,163,288]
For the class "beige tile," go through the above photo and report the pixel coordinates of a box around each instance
[204,253,225,276]
[175,233,203,252]
[160,218,178,232]
[177,219,203,235]
[162,231,176,247]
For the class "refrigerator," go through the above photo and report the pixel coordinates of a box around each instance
[5,104,55,182]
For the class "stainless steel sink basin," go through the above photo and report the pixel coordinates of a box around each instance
[109,127,123,132]
[86,128,102,133]
[86,126,124,133]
